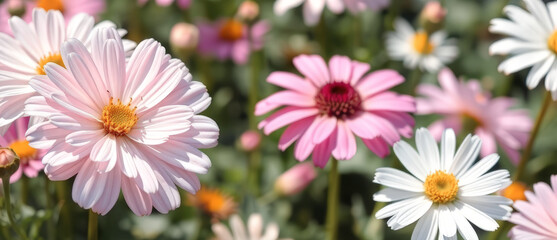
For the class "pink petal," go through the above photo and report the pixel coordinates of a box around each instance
[312,116,337,144]
[278,116,315,151]
[122,176,153,216]
[345,113,380,139]
[266,71,316,94]
[129,105,194,145]
[362,137,390,158]
[373,111,414,138]
[329,55,352,82]
[357,70,405,98]
[312,132,336,168]
[475,128,496,158]
[148,139,211,174]
[292,54,330,87]
[427,117,462,141]
[173,115,219,149]
[294,118,321,161]
[362,92,416,112]
[163,161,201,193]
[91,167,121,215]
[350,61,371,85]
[72,160,109,209]
[255,90,315,116]
[250,21,270,50]
[332,121,357,160]
[150,167,180,214]
[258,107,318,135]
[44,158,85,181]
[232,39,250,65]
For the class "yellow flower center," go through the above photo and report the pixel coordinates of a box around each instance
[424,170,459,204]
[9,140,37,161]
[218,20,244,42]
[36,0,64,12]
[36,52,65,75]
[101,98,138,136]
[188,187,237,220]
[501,182,528,202]
[548,31,557,53]
[413,31,434,54]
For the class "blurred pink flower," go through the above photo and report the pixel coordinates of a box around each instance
[256,54,415,168]
[275,162,316,195]
[0,117,45,183]
[344,0,390,13]
[420,1,446,24]
[240,130,261,152]
[417,68,532,164]
[26,27,218,216]
[138,0,191,9]
[237,1,259,21]
[198,19,269,65]
[35,0,105,22]
[508,175,557,239]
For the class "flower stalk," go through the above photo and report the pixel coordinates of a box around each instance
[87,210,98,240]
[2,176,28,240]
[325,159,340,240]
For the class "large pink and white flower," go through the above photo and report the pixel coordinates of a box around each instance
[25,27,218,216]
[416,68,532,164]
[0,9,134,135]
[256,54,415,168]
[508,175,557,239]
[198,19,269,65]
[0,117,45,183]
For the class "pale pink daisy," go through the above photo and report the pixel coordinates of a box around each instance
[508,175,557,239]
[416,68,532,164]
[138,0,191,9]
[197,19,269,65]
[255,54,415,168]
[0,9,135,134]
[0,117,45,183]
[25,27,219,216]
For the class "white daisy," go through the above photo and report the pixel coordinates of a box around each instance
[212,214,291,240]
[0,8,135,133]
[386,18,458,73]
[373,128,512,240]
[489,0,557,99]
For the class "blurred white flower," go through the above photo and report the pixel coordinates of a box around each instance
[373,128,512,240]
[489,0,557,99]
[212,214,291,240]
[386,18,458,73]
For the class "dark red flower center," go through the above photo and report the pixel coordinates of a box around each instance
[315,82,362,119]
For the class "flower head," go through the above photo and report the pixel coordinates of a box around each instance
[188,187,236,221]
[500,181,528,202]
[0,148,19,179]
[237,1,260,22]
[212,213,289,240]
[256,54,415,168]
[386,18,458,73]
[239,130,262,152]
[508,175,557,239]
[25,27,218,216]
[489,0,557,99]
[0,117,45,183]
[0,9,134,134]
[373,128,512,240]
[198,19,269,65]
[416,68,532,164]
[170,22,199,56]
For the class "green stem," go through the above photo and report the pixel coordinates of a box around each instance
[56,181,72,240]
[44,176,55,240]
[316,15,329,58]
[20,176,28,205]
[514,91,552,181]
[384,0,400,31]
[409,68,423,96]
[325,159,340,240]
[2,177,28,240]
[87,210,98,240]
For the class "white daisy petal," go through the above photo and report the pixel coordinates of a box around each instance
[454,200,499,231]
[373,167,424,192]
[411,208,438,240]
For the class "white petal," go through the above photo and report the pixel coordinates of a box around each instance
[454,200,499,231]
[411,208,438,240]
[440,129,456,171]
[393,141,427,181]
[415,128,440,172]
[274,0,304,15]
[373,167,424,192]
[458,154,499,186]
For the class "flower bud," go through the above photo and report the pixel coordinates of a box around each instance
[500,181,528,202]
[237,1,259,22]
[170,22,199,58]
[7,0,25,17]
[419,1,446,34]
[0,148,19,179]
[239,130,261,152]
[274,163,316,196]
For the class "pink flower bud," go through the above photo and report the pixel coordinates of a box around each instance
[239,130,261,152]
[421,1,446,24]
[237,1,259,22]
[0,148,19,179]
[170,22,199,54]
[274,163,316,196]
[7,0,25,17]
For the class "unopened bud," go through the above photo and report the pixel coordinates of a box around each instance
[419,1,446,34]
[237,1,259,22]
[170,22,199,58]
[7,0,25,17]
[274,163,316,196]
[239,130,261,152]
[0,148,19,179]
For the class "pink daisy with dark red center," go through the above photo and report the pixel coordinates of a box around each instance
[255,54,416,168]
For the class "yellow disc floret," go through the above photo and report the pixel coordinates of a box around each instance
[36,52,65,75]
[424,170,459,204]
[548,31,557,53]
[413,31,435,54]
[218,19,244,42]
[101,98,138,136]
[9,140,37,161]
[36,0,64,12]
[501,181,528,202]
